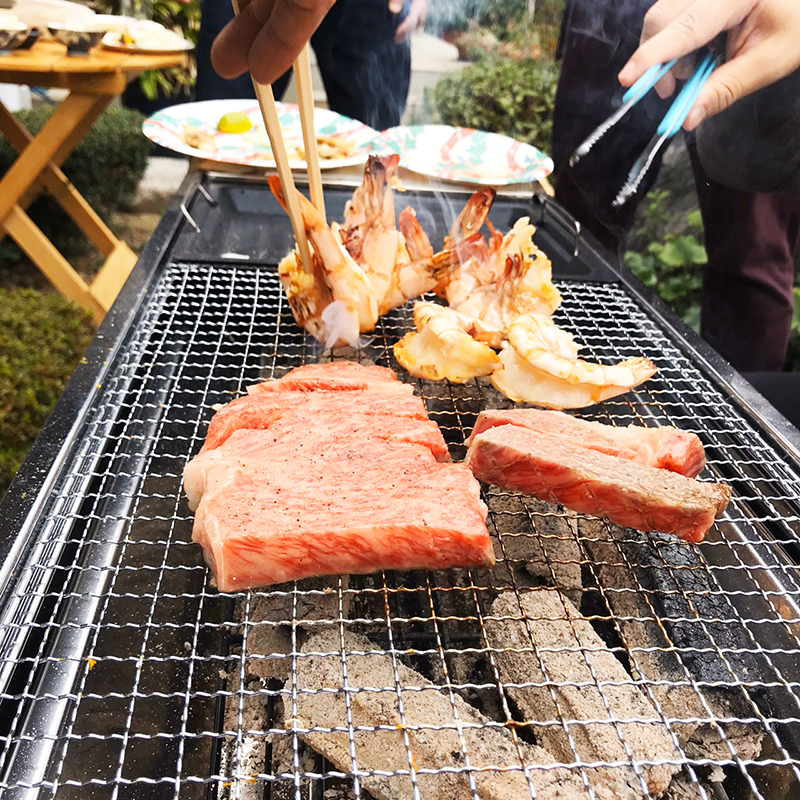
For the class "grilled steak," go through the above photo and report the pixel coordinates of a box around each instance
[203,391,434,452]
[186,363,493,591]
[467,408,706,477]
[465,425,730,542]
[248,360,413,394]
[487,590,681,798]
[291,628,591,800]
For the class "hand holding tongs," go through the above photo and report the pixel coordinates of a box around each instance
[569,52,718,206]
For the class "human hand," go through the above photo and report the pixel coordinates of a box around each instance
[393,0,428,43]
[211,0,336,85]
[617,0,800,130]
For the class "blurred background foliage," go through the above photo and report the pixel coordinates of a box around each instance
[95,0,201,100]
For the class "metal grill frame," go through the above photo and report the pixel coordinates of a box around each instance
[2,172,800,800]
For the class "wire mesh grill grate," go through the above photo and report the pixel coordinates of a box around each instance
[2,261,800,800]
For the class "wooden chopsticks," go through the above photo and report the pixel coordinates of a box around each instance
[229,0,325,273]
[293,46,326,222]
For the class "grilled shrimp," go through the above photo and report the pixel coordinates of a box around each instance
[379,235,480,315]
[445,217,562,331]
[270,176,377,348]
[394,302,501,384]
[443,187,496,249]
[491,313,657,409]
[398,207,434,263]
[339,155,406,308]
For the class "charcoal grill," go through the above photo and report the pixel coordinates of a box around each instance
[2,171,800,800]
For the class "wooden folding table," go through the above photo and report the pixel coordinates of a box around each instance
[0,41,187,322]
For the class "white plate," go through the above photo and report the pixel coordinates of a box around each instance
[381,124,554,186]
[142,99,388,170]
[101,31,194,54]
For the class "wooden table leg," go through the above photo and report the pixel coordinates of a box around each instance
[0,93,138,322]
[0,96,119,254]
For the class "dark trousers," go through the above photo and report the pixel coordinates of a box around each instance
[196,0,411,131]
[552,0,799,372]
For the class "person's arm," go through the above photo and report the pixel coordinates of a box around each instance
[617,0,800,130]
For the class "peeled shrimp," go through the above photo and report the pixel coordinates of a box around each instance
[491,313,657,409]
[270,176,377,348]
[394,302,501,384]
[444,217,562,331]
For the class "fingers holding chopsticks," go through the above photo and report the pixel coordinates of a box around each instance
[212,0,335,85]
[618,0,800,130]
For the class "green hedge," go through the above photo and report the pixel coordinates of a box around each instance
[0,106,153,261]
[432,56,557,153]
[0,289,94,497]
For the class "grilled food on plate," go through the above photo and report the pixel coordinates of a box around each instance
[465,423,730,543]
[184,362,493,591]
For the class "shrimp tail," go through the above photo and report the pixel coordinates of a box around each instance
[444,188,497,248]
[399,206,434,263]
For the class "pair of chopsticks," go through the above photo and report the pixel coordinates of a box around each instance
[569,52,717,206]
[231,0,324,275]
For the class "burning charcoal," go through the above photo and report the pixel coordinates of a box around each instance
[483,494,583,604]
[245,576,351,684]
[288,628,590,800]
[486,589,682,799]
[579,518,766,763]
[663,771,713,800]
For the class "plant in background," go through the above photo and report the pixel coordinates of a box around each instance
[93,0,201,100]
[425,0,487,36]
[787,286,800,372]
[431,56,557,152]
[624,189,706,331]
[0,289,94,497]
[0,107,153,262]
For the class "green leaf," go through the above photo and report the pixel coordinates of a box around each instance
[686,209,704,230]
[658,236,707,267]
[792,287,800,335]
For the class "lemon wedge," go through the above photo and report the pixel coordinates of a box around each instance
[217,112,252,134]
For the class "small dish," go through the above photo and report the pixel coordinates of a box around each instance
[47,22,107,55]
[0,27,31,55]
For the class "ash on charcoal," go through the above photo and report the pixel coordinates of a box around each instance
[480,493,583,604]
[579,519,766,764]
[486,589,681,799]
[663,771,714,800]
[288,627,594,800]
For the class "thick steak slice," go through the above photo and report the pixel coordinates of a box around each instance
[203,390,430,451]
[468,408,706,477]
[465,425,730,542]
[248,360,413,394]
[291,628,589,800]
[189,431,492,590]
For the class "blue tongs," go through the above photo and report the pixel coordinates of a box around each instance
[569,52,718,206]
